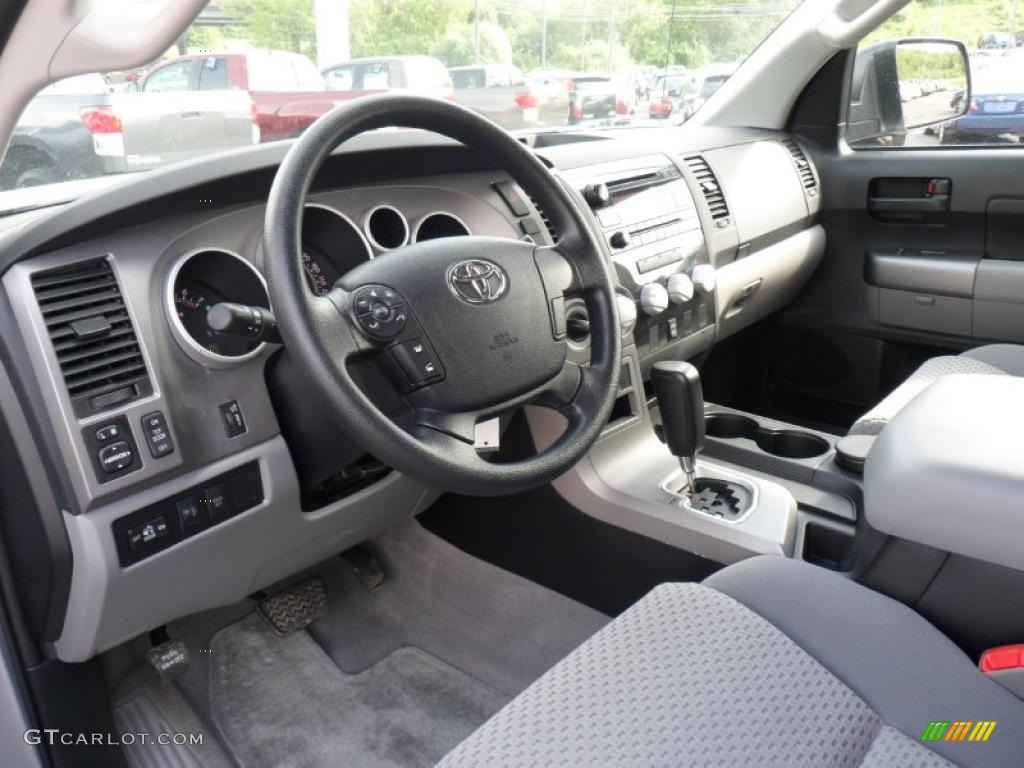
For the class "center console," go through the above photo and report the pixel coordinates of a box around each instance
[563,155,718,374]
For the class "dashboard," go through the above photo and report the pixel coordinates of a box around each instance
[0,126,823,661]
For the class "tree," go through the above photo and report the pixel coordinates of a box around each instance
[432,22,514,66]
[222,0,317,57]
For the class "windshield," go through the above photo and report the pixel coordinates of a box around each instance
[1,0,801,198]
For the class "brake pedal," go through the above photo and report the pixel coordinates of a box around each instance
[258,577,327,636]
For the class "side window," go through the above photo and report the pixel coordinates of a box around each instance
[197,58,229,90]
[143,61,193,92]
[848,2,1018,148]
[325,66,356,90]
[361,62,391,90]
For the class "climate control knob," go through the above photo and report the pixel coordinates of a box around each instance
[639,282,670,316]
[667,273,695,304]
[616,294,638,335]
[691,264,717,295]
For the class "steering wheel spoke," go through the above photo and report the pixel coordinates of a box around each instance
[312,286,374,363]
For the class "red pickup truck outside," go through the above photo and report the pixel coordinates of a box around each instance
[141,50,354,143]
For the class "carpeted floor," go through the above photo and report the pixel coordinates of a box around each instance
[211,614,506,768]
[165,519,609,767]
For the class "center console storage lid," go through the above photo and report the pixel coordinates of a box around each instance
[865,374,1024,571]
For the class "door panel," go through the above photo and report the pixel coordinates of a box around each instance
[767,143,1024,428]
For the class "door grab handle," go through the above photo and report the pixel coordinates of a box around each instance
[868,195,949,213]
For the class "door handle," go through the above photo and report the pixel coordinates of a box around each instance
[868,195,949,213]
[180,110,204,119]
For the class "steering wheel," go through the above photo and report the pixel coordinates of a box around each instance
[264,95,620,496]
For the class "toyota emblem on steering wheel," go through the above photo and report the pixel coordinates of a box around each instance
[446,259,509,304]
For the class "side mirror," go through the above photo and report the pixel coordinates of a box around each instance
[848,38,970,146]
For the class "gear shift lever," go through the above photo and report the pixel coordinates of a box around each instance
[651,360,705,495]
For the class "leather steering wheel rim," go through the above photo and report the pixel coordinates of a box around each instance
[264,94,620,496]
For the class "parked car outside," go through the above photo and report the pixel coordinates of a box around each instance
[647,72,689,119]
[322,56,453,101]
[940,71,1024,144]
[1,72,255,190]
[567,75,619,124]
[671,68,732,124]
[449,64,567,130]
[140,49,344,142]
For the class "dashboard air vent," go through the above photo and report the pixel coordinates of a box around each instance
[527,195,559,243]
[782,139,818,193]
[31,258,151,417]
[683,155,730,223]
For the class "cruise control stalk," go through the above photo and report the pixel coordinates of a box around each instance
[207,302,282,345]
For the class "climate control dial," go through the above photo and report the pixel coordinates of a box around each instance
[667,273,695,304]
[691,264,717,295]
[638,282,670,316]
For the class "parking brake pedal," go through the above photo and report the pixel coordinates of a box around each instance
[258,577,327,636]
[146,638,191,680]
[341,544,385,591]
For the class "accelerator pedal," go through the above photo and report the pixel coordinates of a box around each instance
[258,577,327,636]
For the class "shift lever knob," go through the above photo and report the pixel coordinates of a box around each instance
[651,360,705,493]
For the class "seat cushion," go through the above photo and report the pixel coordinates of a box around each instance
[440,557,1024,768]
[848,349,1011,436]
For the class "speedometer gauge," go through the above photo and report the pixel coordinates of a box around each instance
[300,205,373,294]
[301,245,336,296]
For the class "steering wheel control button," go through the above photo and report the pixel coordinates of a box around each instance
[219,400,248,438]
[98,441,134,474]
[141,411,174,458]
[391,338,445,387]
[354,285,407,339]
[95,423,121,442]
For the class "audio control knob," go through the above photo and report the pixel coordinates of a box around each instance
[609,230,631,249]
[639,282,669,316]
[667,273,695,304]
[583,182,611,208]
[691,264,717,295]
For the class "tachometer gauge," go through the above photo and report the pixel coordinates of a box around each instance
[167,249,270,365]
[174,282,250,357]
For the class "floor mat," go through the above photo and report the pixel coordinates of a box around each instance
[211,614,506,768]
[308,519,610,696]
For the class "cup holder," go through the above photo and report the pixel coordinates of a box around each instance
[705,413,829,459]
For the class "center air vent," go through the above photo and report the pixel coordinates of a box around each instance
[683,155,730,224]
[31,258,151,418]
[782,139,818,194]
[527,195,558,243]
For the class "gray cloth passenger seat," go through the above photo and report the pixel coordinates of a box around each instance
[848,344,1024,436]
[439,556,1024,767]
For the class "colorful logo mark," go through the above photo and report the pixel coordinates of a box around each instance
[921,721,997,742]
